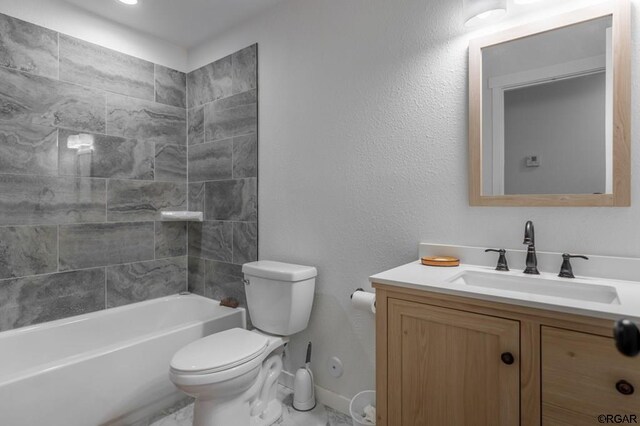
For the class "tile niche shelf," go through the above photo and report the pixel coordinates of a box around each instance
[160,211,204,222]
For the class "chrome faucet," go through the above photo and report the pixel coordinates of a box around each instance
[523,220,539,275]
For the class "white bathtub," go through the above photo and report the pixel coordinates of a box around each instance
[0,294,245,426]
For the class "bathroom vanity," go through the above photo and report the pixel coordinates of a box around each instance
[371,247,640,426]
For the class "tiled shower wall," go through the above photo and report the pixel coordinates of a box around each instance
[186,45,258,311]
[0,13,189,331]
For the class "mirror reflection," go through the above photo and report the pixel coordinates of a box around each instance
[481,16,613,196]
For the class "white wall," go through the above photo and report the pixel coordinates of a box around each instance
[0,0,188,71]
[3,0,637,404]
[188,0,640,402]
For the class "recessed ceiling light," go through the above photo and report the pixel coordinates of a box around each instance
[118,0,138,5]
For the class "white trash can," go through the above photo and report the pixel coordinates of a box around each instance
[349,390,376,426]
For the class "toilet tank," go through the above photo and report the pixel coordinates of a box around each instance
[242,261,317,336]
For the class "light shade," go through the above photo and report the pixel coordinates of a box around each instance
[118,0,138,5]
[464,0,507,26]
[514,0,543,3]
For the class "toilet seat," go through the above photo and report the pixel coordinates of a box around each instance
[170,328,268,375]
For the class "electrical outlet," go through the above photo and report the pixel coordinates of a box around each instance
[327,356,344,378]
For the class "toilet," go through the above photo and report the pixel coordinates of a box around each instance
[169,260,317,426]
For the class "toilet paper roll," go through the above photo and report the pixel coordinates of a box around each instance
[351,290,376,314]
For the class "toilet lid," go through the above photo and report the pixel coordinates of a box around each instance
[170,328,269,374]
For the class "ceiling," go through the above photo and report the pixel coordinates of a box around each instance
[61,0,287,49]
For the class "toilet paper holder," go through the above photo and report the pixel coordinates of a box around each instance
[350,288,365,299]
[350,288,376,312]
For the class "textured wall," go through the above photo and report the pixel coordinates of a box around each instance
[188,0,640,401]
[0,13,188,331]
[186,45,258,315]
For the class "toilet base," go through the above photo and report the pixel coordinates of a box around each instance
[193,397,248,426]
[191,398,282,426]
[191,385,283,426]
[250,399,282,426]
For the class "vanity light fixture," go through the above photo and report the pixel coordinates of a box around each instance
[464,0,507,26]
[118,0,138,5]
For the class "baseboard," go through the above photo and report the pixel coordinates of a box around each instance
[279,371,351,416]
[315,385,352,416]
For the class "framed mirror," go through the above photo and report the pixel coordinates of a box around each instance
[469,0,630,207]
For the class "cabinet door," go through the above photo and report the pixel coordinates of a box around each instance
[387,298,520,426]
[542,326,640,425]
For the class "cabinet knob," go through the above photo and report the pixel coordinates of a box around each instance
[501,352,515,365]
[616,380,635,396]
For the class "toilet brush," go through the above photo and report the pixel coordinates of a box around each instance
[293,342,316,411]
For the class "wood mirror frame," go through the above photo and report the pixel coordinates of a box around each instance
[469,0,630,207]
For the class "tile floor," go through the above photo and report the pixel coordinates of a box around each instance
[150,386,353,426]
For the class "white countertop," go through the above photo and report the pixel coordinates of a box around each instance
[370,261,640,322]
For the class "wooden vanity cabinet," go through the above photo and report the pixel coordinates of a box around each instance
[541,326,640,425]
[374,284,638,426]
[387,298,520,426]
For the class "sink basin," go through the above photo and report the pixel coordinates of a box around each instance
[448,270,620,305]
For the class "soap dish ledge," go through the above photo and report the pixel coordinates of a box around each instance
[160,211,203,222]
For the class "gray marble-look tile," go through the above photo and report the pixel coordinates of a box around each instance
[233,133,257,178]
[155,65,186,108]
[232,44,257,95]
[188,183,205,213]
[187,106,205,146]
[325,407,353,426]
[187,256,205,296]
[0,268,105,332]
[0,174,106,225]
[204,260,246,307]
[0,67,106,133]
[137,397,194,426]
[0,122,58,176]
[278,397,331,426]
[106,257,187,308]
[155,143,187,182]
[59,34,154,101]
[150,384,350,426]
[187,55,232,108]
[106,93,186,146]
[188,139,232,182]
[59,222,154,270]
[205,103,257,143]
[155,221,187,258]
[0,226,57,280]
[149,403,194,426]
[149,388,351,426]
[204,178,257,221]
[209,89,257,113]
[233,222,257,264]
[58,129,154,180]
[0,13,58,78]
[188,221,233,262]
[107,180,187,222]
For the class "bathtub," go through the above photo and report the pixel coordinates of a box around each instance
[0,294,245,426]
